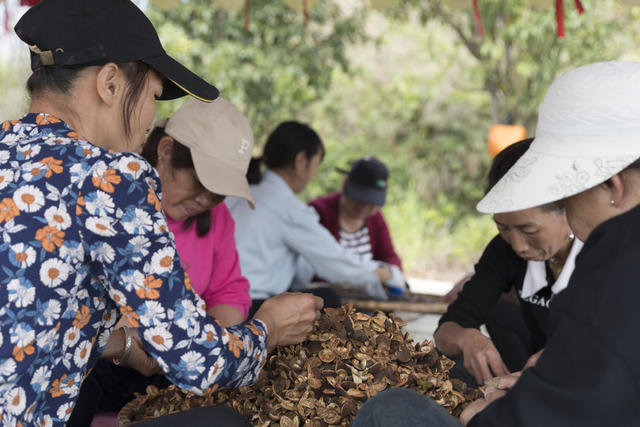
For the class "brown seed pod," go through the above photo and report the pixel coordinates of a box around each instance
[118,305,481,427]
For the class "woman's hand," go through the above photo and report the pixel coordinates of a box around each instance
[484,371,522,396]
[460,388,506,425]
[523,348,544,370]
[122,329,163,376]
[459,328,510,385]
[253,292,324,350]
[374,265,392,283]
[101,327,162,376]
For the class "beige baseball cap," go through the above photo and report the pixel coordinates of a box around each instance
[164,97,255,208]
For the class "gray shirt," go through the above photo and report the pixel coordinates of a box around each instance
[227,170,385,300]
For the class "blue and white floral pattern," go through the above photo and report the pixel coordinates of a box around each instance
[0,114,268,426]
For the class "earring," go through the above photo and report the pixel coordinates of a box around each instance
[568,231,575,240]
[610,200,616,205]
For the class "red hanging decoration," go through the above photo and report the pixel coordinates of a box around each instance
[4,1,10,33]
[472,0,483,37]
[303,0,309,28]
[244,0,250,31]
[555,0,564,38]
[574,0,584,15]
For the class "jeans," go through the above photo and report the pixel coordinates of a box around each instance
[352,388,463,427]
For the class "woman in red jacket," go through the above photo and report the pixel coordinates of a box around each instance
[310,156,406,292]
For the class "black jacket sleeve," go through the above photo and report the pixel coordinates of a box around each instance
[469,206,640,427]
[438,235,524,329]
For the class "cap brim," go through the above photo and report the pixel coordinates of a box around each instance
[477,142,640,214]
[143,54,219,102]
[344,181,386,206]
[191,149,255,209]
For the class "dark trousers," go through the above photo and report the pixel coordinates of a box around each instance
[67,359,249,427]
[248,286,341,318]
[353,388,462,427]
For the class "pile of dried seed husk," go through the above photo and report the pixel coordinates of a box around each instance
[118,305,482,426]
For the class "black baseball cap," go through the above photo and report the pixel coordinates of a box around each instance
[14,0,218,102]
[343,156,388,206]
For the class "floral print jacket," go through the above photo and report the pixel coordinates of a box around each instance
[0,114,268,426]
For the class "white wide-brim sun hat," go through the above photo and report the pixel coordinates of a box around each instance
[477,61,640,214]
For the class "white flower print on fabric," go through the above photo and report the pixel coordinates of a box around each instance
[118,156,146,180]
[16,143,41,160]
[11,322,35,347]
[174,299,200,335]
[109,289,127,307]
[150,247,176,275]
[153,219,170,235]
[0,114,270,425]
[90,241,115,264]
[36,327,59,352]
[63,327,81,348]
[121,207,153,235]
[177,351,206,381]
[30,366,52,394]
[40,258,71,288]
[56,402,74,421]
[0,358,16,379]
[84,190,115,217]
[21,161,46,183]
[0,168,15,190]
[36,415,53,427]
[120,270,145,293]
[69,162,92,185]
[144,326,174,352]
[5,386,27,415]
[44,205,72,231]
[138,300,167,327]
[7,277,35,308]
[8,243,36,269]
[75,144,101,159]
[205,357,225,388]
[13,184,45,213]
[0,149,10,163]
[85,216,117,237]
[128,236,151,262]
[73,340,92,368]
[59,240,85,264]
[36,299,62,327]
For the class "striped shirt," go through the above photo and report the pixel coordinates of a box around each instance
[339,226,373,261]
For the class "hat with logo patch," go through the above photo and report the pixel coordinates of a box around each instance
[162,97,255,207]
[343,156,388,206]
[15,0,218,101]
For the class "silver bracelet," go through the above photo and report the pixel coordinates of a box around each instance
[116,326,132,365]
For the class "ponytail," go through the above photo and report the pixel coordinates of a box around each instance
[247,156,263,184]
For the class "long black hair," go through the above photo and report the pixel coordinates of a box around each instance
[247,120,324,184]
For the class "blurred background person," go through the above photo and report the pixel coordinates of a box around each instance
[308,156,406,295]
[228,121,395,317]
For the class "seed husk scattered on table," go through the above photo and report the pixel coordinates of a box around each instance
[118,305,482,426]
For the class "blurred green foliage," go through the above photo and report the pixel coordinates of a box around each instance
[3,0,639,275]
[145,0,639,275]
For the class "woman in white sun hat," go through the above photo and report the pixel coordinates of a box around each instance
[352,61,640,426]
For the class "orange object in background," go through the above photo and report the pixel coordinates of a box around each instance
[487,124,527,158]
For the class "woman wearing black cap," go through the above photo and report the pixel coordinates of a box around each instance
[0,0,322,425]
[309,156,406,294]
